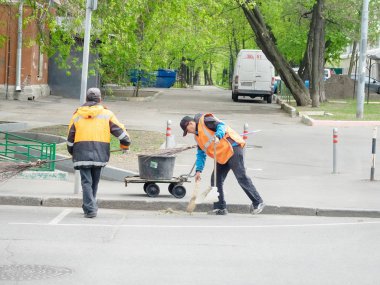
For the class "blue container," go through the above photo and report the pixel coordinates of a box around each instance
[129,70,156,87]
[155,69,176,88]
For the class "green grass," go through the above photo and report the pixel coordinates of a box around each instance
[292,99,380,121]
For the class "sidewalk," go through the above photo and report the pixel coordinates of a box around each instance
[1,87,380,218]
[1,152,380,218]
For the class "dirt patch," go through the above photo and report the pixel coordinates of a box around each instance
[325,75,356,99]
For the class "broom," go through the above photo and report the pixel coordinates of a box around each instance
[0,145,198,184]
[0,148,129,184]
[186,180,200,213]
[0,157,70,183]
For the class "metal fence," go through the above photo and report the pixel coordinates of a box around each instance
[0,132,56,171]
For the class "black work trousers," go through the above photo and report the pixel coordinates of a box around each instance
[79,166,102,214]
[210,145,263,210]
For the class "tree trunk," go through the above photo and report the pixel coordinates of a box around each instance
[203,61,210,85]
[299,10,315,82]
[180,57,187,87]
[193,67,201,85]
[240,2,310,106]
[209,58,214,85]
[232,27,240,56]
[348,41,357,76]
[229,39,234,87]
[309,0,325,107]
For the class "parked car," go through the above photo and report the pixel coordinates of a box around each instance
[232,49,275,103]
[350,74,380,94]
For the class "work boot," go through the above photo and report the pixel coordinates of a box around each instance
[250,203,265,215]
[207,208,228,215]
[84,212,97,218]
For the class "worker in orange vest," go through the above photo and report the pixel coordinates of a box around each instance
[180,113,265,215]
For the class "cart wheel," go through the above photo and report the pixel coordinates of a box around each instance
[143,182,152,193]
[168,183,177,194]
[145,183,160,197]
[172,185,186,199]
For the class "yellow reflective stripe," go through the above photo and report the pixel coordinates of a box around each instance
[118,132,128,140]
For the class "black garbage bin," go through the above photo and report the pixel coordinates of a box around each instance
[138,155,176,180]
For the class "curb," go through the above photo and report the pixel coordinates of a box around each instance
[274,98,380,127]
[275,97,296,118]
[1,195,380,218]
[303,117,380,127]
[104,91,162,102]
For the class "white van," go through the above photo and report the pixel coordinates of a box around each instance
[232,49,275,103]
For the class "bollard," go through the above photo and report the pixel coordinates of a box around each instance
[370,127,377,181]
[165,120,175,148]
[243,123,248,169]
[243,123,249,141]
[333,128,338,174]
[74,170,80,194]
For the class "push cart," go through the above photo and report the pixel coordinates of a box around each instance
[124,162,195,198]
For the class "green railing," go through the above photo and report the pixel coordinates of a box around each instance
[0,132,56,171]
[277,80,292,104]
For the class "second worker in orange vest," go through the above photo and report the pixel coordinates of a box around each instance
[180,113,265,215]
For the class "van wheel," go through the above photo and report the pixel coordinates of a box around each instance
[232,92,238,102]
[266,95,273,104]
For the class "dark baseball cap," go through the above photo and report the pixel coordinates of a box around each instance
[180,116,194,136]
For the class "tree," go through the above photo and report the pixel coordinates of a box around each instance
[309,0,326,107]
[238,0,311,106]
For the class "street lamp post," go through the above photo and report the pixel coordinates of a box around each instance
[74,0,98,194]
[356,0,369,119]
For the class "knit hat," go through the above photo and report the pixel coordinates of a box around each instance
[86,88,101,103]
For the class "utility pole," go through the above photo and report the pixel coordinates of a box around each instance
[74,0,97,194]
[356,0,369,119]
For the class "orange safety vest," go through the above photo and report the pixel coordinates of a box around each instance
[195,114,246,164]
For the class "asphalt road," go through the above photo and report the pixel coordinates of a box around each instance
[1,205,380,285]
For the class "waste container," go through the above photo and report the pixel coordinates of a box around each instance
[155,69,176,88]
[129,70,156,87]
[138,155,176,180]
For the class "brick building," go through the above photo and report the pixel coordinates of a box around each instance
[0,1,58,100]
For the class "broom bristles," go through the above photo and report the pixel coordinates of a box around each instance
[186,180,200,213]
[141,145,197,157]
[0,160,48,183]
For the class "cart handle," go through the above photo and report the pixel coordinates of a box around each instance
[180,161,196,179]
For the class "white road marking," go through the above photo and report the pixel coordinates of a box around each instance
[48,209,73,225]
[10,221,380,228]
[247,168,263,171]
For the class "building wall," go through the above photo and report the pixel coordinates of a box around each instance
[48,39,100,99]
[0,4,49,100]
[338,39,380,80]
